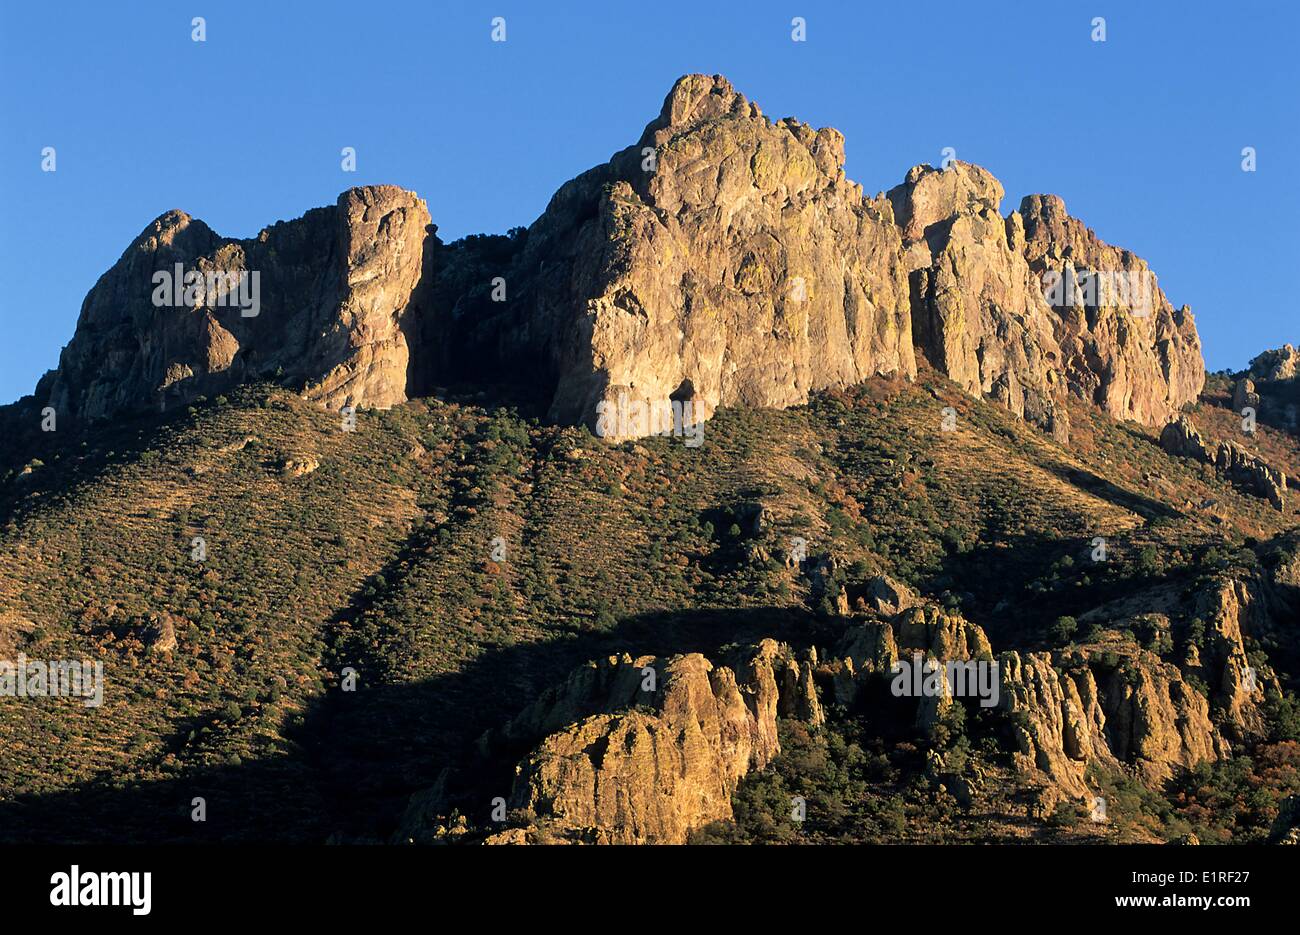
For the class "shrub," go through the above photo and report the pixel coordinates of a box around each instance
[1050,616,1079,644]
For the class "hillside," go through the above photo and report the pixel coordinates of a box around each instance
[2,365,1298,844]
[1,72,1297,848]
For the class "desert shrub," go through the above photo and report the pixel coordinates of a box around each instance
[1050,616,1078,644]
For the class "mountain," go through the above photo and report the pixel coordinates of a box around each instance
[2,76,1298,847]
[31,75,1201,445]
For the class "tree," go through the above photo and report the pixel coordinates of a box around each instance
[1050,616,1079,644]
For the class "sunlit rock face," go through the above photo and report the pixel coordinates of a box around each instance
[38,75,1203,443]
[487,73,917,440]
[42,185,431,422]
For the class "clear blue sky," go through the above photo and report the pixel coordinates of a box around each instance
[2,0,1296,405]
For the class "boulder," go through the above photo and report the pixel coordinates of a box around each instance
[1232,377,1261,414]
[861,573,919,617]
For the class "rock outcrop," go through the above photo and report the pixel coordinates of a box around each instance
[999,646,1226,795]
[894,603,993,662]
[1159,414,1212,460]
[885,165,1203,440]
[400,554,1293,843]
[1004,555,1300,799]
[1019,193,1204,425]
[858,573,920,616]
[1237,345,1300,436]
[39,186,432,422]
[1091,650,1224,784]
[479,73,918,438]
[1250,344,1299,382]
[826,590,1233,797]
[1159,415,1286,509]
[1190,577,1270,738]
[33,75,1204,443]
[1217,441,1288,510]
[1233,377,1261,414]
[889,163,1069,439]
[998,652,1114,798]
[142,612,178,655]
[479,640,817,844]
[828,620,899,704]
[823,596,995,731]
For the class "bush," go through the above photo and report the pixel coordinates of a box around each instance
[1050,616,1078,644]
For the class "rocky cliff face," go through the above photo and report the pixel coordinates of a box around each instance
[997,651,1116,798]
[846,592,1229,796]
[40,186,431,421]
[1019,193,1204,425]
[452,551,1300,844]
[889,163,1069,439]
[473,641,817,844]
[33,75,1204,440]
[887,164,1203,440]
[496,74,918,437]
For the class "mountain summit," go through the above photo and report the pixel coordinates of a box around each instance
[4,78,1299,851]
[36,75,1204,440]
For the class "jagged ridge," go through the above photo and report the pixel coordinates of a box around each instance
[33,75,1204,444]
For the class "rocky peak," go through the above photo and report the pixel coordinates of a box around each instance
[887,161,1004,243]
[136,208,214,252]
[40,185,431,423]
[1019,192,1204,423]
[655,73,752,131]
[1250,344,1299,382]
[478,73,917,439]
[32,75,1207,444]
[1222,344,1300,438]
[888,160,1068,438]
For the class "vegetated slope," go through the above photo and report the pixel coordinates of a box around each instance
[1,371,1297,844]
[1197,371,1300,486]
[32,75,1202,450]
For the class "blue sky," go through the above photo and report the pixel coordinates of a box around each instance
[1,0,1296,405]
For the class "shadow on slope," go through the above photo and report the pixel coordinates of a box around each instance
[0,605,827,844]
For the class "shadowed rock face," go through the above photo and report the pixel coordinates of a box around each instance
[34,75,1204,439]
[1239,345,1300,437]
